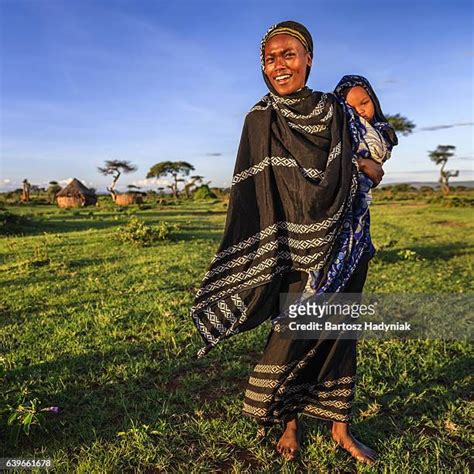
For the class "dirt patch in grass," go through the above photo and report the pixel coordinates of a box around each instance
[431,220,467,227]
[214,444,262,472]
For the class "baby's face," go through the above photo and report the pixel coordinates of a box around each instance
[345,86,375,122]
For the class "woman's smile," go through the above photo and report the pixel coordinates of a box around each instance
[274,73,292,84]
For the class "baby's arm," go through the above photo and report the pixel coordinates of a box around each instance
[357,141,390,185]
[357,158,384,186]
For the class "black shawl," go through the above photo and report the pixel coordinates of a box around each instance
[190,87,358,358]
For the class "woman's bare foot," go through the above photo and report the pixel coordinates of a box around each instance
[276,415,301,461]
[332,421,377,465]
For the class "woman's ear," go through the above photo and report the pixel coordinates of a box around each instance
[306,52,313,67]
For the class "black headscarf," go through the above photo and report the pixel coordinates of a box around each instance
[259,20,314,94]
[190,22,358,358]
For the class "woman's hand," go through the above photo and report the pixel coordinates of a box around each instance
[357,159,384,186]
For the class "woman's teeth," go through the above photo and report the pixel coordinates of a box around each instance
[275,74,291,82]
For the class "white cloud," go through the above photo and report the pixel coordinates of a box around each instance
[130,177,173,189]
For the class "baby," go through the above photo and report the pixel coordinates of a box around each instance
[334,75,398,186]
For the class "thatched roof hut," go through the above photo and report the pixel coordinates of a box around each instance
[56,178,97,208]
[114,193,143,206]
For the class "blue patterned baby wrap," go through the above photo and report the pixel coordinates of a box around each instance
[308,75,398,294]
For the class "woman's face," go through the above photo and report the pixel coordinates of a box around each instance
[345,86,375,122]
[263,34,312,96]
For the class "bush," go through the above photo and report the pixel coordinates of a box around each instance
[0,209,32,235]
[425,196,474,207]
[193,185,217,200]
[115,217,180,246]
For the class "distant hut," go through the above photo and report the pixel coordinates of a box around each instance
[56,178,97,208]
[114,193,143,206]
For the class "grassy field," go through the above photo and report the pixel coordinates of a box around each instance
[1,198,472,473]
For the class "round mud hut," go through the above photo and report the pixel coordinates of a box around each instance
[56,178,97,208]
[114,193,143,206]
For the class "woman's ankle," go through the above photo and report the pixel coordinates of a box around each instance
[332,421,350,437]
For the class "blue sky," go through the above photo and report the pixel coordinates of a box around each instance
[1,0,472,192]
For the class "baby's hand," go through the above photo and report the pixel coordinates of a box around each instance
[358,159,384,186]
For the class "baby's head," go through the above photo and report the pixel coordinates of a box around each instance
[343,85,375,122]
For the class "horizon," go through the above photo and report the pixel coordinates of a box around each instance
[1,0,473,192]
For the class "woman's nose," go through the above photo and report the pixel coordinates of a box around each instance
[274,55,286,69]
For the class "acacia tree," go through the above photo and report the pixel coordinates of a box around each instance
[127,184,141,193]
[184,175,204,198]
[97,160,137,199]
[428,145,459,195]
[47,181,61,203]
[146,161,195,199]
[385,114,415,136]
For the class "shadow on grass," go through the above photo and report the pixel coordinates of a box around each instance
[3,338,471,461]
[375,242,469,263]
[4,213,226,237]
[2,341,246,454]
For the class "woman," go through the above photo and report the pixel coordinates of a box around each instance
[190,21,387,464]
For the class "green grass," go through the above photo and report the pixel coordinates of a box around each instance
[1,199,472,473]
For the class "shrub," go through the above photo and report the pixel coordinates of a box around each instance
[116,216,179,246]
[0,209,31,235]
[425,196,474,207]
[397,249,422,261]
[193,185,217,200]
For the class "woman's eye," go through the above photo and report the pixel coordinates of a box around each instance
[265,57,274,63]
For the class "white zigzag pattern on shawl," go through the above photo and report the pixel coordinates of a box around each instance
[211,202,344,264]
[269,92,306,105]
[248,103,270,113]
[217,300,237,325]
[204,241,277,279]
[231,156,325,186]
[325,141,342,168]
[203,308,226,335]
[230,294,247,312]
[288,121,328,134]
[192,265,288,313]
[203,240,325,281]
[195,294,248,358]
[280,100,334,122]
[277,94,327,119]
[196,232,336,298]
[301,167,324,180]
[231,156,272,185]
[248,96,271,113]
[192,314,218,344]
[320,105,334,123]
[196,258,278,298]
